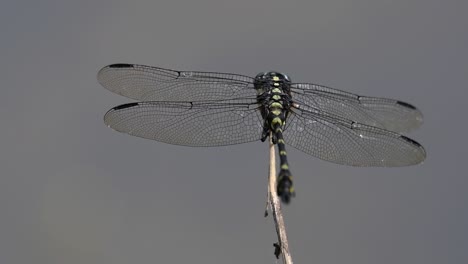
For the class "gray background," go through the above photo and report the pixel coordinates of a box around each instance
[1,0,467,263]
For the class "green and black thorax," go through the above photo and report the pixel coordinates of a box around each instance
[254,71,293,142]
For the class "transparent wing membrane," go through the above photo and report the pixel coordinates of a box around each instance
[98,64,255,101]
[291,83,423,133]
[104,99,264,147]
[284,109,426,167]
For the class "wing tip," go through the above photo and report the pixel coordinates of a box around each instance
[104,102,141,129]
[97,64,135,87]
[396,101,424,132]
[400,135,427,163]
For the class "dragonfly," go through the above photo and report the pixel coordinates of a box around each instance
[98,63,426,203]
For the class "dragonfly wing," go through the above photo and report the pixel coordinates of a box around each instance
[98,64,255,101]
[291,83,423,133]
[283,108,426,167]
[104,99,264,147]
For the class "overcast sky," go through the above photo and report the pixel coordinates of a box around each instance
[1,0,467,263]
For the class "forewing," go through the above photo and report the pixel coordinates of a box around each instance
[104,99,264,147]
[283,108,426,167]
[98,64,256,101]
[291,83,423,133]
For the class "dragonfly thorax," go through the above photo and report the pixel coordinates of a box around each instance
[255,71,293,143]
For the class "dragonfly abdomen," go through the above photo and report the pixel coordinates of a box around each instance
[272,122,295,203]
[268,99,295,203]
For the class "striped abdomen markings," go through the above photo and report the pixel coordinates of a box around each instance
[272,123,295,204]
[268,82,295,203]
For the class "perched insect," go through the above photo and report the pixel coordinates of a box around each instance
[98,64,426,203]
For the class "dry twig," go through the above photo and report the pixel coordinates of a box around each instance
[265,134,293,264]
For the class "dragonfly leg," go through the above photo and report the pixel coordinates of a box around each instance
[261,121,277,143]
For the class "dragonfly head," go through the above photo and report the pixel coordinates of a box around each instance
[254,72,291,95]
[255,71,291,83]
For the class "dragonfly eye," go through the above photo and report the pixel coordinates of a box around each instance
[255,72,290,83]
[266,72,292,84]
[255,72,268,80]
[272,72,291,83]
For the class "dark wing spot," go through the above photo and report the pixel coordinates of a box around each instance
[400,135,422,147]
[112,102,139,110]
[108,63,134,68]
[396,101,417,110]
